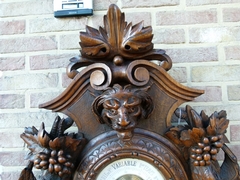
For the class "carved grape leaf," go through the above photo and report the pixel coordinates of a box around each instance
[20,133,43,154]
[179,128,205,147]
[180,130,194,147]
[121,21,153,54]
[206,111,229,136]
[189,128,205,143]
[80,26,109,58]
[49,136,85,152]
[38,122,51,148]
[191,109,203,128]
[79,4,155,61]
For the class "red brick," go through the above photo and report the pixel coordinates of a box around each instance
[153,28,185,44]
[186,0,240,6]
[29,17,87,33]
[91,12,152,29]
[166,47,218,63]
[93,0,118,10]
[168,67,187,83]
[30,54,74,70]
[230,125,240,141]
[0,73,58,90]
[0,0,53,17]
[192,105,240,121]
[62,73,73,88]
[59,34,80,50]
[192,65,240,82]
[0,20,25,35]
[0,112,57,129]
[0,131,25,148]
[225,45,240,60]
[125,12,152,26]
[0,57,25,71]
[0,94,25,109]
[223,8,240,22]
[194,86,222,102]
[121,0,179,8]
[30,91,62,108]
[226,144,240,160]
[0,151,28,166]
[156,10,217,25]
[0,171,22,180]
[0,36,57,54]
[189,27,240,43]
[228,85,240,101]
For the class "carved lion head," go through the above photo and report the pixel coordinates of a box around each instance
[92,84,153,131]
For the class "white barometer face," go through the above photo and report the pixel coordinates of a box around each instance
[97,158,166,180]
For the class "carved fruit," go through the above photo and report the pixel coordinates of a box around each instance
[54,164,62,172]
[58,156,66,163]
[203,137,209,144]
[203,154,211,161]
[49,164,54,173]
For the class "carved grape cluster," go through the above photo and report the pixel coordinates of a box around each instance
[191,135,223,166]
[34,149,74,177]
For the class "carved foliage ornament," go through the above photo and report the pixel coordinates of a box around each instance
[67,4,172,80]
[165,105,240,179]
[20,116,87,180]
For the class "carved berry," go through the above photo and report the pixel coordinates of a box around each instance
[193,161,199,166]
[210,148,218,155]
[40,160,48,167]
[54,164,62,172]
[196,155,203,161]
[51,150,57,157]
[203,146,211,152]
[203,137,209,144]
[49,157,57,164]
[199,160,205,166]
[58,156,66,164]
[198,143,205,148]
[203,154,211,161]
[195,148,203,154]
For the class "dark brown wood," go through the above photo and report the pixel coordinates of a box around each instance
[19,4,240,180]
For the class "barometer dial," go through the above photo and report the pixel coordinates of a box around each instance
[97,158,166,180]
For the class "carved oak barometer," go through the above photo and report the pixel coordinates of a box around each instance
[19,4,240,180]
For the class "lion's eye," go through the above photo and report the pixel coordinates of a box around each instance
[128,107,136,113]
[109,109,117,115]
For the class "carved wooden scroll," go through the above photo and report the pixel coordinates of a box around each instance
[19,4,240,180]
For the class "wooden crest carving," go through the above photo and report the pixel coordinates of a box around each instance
[19,4,240,180]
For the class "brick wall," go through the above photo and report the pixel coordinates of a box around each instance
[0,0,240,179]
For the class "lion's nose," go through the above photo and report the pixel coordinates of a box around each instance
[118,118,130,127]
[118,109,130,127]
